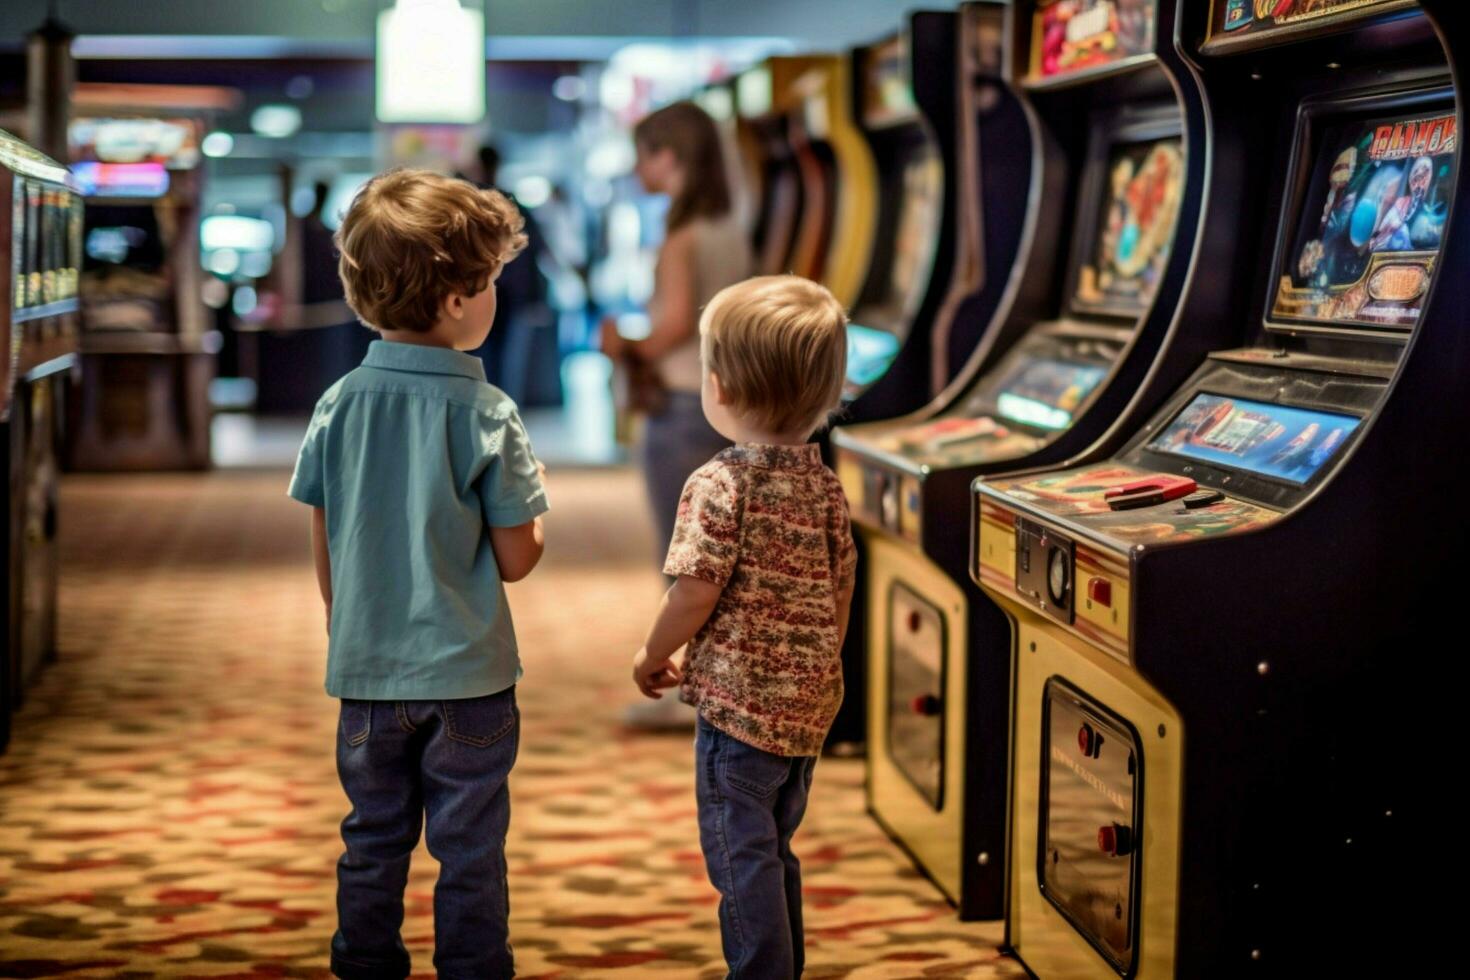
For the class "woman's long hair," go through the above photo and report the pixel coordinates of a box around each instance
[633,101,733,233]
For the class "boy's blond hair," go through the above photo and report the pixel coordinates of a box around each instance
[335,168,527,333]
[701,275,848,435]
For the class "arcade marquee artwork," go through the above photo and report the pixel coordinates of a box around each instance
[1032,0,1156,80]
[1216,0,1417,38]
[1273,110,1455,328]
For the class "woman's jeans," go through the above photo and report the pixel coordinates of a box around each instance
[641,391,730,564]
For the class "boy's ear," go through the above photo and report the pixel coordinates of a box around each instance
[442,292,466,322]
[709,371,730,406]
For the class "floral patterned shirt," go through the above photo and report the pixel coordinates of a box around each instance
[664,443,858,757]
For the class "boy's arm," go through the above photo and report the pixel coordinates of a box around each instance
[633,576,723,698]
[311,507,332,633]
[490,516,545,583]
[835,570,856,650]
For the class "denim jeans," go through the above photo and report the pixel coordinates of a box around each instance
[695,715,818,979]
[641,391,730,564]
[331,688,519,980]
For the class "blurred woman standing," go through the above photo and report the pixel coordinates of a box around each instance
[601,101,752,727]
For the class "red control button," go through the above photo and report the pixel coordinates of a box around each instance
[1088,577,1112,607]
[911,694,942,717]
[1098,822,1134,856]
[908,611,922,633]
[1078,724,1093,755]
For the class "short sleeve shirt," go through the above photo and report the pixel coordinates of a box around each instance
[289,340,548,700]
[665,443,857,757]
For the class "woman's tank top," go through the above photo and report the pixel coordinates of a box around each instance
[651,215,752,394]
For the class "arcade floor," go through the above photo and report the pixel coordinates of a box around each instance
[0,466,1021,978]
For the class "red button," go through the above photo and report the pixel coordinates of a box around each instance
[910,694,941,716]
[1078,724,1093,754]
[908,611,921,633]
[1097,822,1133,856]
[1088,577,1112,607]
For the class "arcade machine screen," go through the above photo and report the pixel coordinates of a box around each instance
[994,357,1108,431]
[81,204,167,332]
[1071,138,1184,317]
[1146,393,1362,486]
[1272,108,1455,329]
[843,153,941,392]
[846,323,902,388]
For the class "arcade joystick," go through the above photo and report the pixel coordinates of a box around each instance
[1105,475,1197,511]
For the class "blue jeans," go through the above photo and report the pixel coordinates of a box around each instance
[331,689,519,980]
[642,391,730,564]
[695,715,818,978]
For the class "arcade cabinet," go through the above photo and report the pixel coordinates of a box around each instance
[973,0,1460,972]
[64,86,231,470]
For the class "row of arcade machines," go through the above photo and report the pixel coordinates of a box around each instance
[0,131,81,752]
[832,0,1460,974]
[712,4,1031,747]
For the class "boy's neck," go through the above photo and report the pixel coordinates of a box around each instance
[378,325,459,350]
[729,422,813,448]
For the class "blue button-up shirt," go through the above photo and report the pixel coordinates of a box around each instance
[288,340,548,700]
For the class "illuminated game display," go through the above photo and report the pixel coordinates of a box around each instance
[994,357,1108,430]
[1073,138,1182,315]
[846,323,902,388]
[1146,393,1361,484]
[1273,110,1455,328]
[1031,0,1156,80]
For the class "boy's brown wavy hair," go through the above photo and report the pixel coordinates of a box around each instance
[335,168,527,333]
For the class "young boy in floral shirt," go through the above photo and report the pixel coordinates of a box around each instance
[630,275,857,977]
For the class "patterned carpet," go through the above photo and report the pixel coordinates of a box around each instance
[0,467,1021,978]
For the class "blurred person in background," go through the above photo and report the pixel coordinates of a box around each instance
[600,101,752,728]
[470,144,554,405]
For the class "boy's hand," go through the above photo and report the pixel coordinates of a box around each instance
[633,646,681,699]
[599,317,625,359]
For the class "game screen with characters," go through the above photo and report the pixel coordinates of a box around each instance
[1272,108,1456,329]
[1031,0,1155,81]
[1072,137,1183,317]
[993,357,1108,430]
[1212,0,1410,41]
[1147,393,1361,485]
[846,323,902,390]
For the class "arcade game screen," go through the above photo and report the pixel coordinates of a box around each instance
[1031,0,1155,80]
[1214,0,1412,39]
[1273,107,1455,328]
[845,323,902,389]
[1146,393,1362,485]
[1072,137,1183,316]
[993,356,1107,431]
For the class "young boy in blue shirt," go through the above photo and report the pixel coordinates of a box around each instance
[288,168,548,980]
